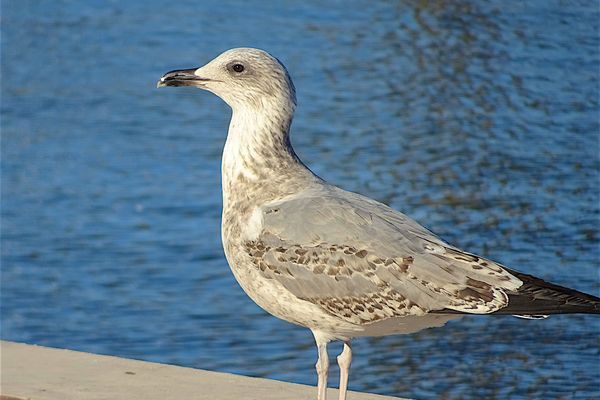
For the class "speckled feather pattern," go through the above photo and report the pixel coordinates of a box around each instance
[232,187,523,332]
[206,50,524,338]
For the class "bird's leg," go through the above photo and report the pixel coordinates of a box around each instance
[337,341,352,400]
[315,340,330,400]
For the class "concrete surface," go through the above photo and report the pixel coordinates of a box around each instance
[0,341,405,400]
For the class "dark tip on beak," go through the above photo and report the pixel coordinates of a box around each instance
[157,68,210,88]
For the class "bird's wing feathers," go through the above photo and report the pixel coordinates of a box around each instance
[243,186,522,325]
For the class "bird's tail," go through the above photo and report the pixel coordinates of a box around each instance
[491,268,600,316]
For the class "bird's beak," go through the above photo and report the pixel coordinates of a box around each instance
[157,68,211,88]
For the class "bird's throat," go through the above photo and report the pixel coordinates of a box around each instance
[221,106,312,209]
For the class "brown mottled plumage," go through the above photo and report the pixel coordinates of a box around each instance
[158,48,600,400]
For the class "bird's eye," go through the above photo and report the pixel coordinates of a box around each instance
[232,64,244,73]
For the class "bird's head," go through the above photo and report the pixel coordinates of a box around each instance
[158,48,296,112]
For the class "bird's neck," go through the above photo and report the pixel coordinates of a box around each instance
[221,104,315,209]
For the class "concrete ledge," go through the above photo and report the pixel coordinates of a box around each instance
[1,341,404,400]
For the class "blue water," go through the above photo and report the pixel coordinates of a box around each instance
[2,1,599,399]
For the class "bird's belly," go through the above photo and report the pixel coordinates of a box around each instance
[352,314,461,337]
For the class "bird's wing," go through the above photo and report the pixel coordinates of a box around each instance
[244,186,523,325]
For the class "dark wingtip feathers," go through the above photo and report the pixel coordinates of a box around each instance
[493,268,600,316]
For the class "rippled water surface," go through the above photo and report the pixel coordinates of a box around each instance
[2,1,599,399]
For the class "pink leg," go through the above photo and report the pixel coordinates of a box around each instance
[316,341,329,400]
[313,332,330,400]
[337,341,352,400]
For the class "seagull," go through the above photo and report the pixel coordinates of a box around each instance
[158,48,600,400]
